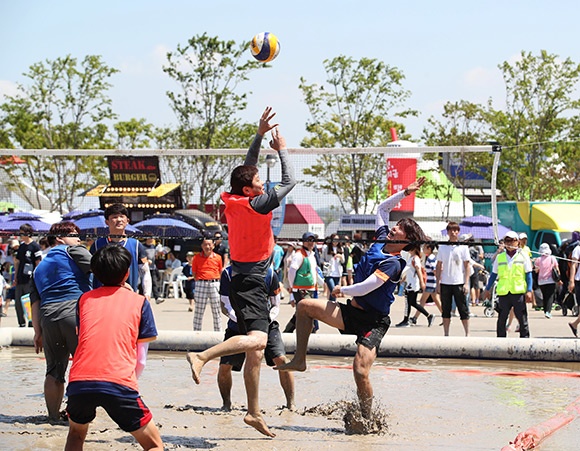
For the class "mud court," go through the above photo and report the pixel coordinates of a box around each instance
[2,347,580,450]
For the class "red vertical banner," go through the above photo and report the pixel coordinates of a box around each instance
[386,158,417,212]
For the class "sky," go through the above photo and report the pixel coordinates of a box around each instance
[2,0,580,150]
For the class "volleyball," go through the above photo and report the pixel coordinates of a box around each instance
[250,32,280,63]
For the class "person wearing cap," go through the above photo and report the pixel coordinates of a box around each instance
[283,232,320,333]
[182,251,196,312]
[483,231,533,337]
[534,243,559,319]
[518,232,532,258]
[186,107,295,438]
[436,222,472,337]
[191,237,223,331]
[276,178,426,421]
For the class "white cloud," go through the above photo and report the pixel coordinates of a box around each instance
[152,44,171,68]
[463,66,501,88]
[0,80,19,100]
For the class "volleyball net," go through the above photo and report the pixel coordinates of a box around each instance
[0,144,499,242]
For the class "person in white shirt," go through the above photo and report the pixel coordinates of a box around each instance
[566,243,580,337]
[436,222,471,336]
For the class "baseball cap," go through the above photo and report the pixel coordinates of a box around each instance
[518,232,528,239]
[504,231,519,240]
[186,251,195,256]
[302,232,317,242]
[459,233,472,241]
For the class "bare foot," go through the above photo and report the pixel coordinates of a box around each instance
[274,359,307,372]
[286,402,296,412]
[244,413,276,438]
[186,352,204,384]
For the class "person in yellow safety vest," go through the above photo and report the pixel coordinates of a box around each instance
[483,231,533,337]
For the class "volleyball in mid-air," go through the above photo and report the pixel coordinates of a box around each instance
[250,32,280,63]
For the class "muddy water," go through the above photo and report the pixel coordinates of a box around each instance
[1,347,580,450]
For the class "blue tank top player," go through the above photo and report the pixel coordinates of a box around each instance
[275,177,427,424]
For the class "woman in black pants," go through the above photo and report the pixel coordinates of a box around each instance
[396,248,434,327]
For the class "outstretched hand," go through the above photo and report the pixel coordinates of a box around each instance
[258,106,279,136]
[269,127,286,151]
[406,176,426,194]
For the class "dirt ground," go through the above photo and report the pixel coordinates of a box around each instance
[2,347,580,450]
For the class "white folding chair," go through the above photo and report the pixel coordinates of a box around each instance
[162,266,184,299]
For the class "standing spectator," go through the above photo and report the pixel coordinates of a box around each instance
[213,231,230,267]
[142,237,163,304]
[182,251,196,312]
[346,233,365,285]
[483,231,533,338]
[396,246,434,327]
[1,261,14,317]
[436,222,471,337]
[30,222,92,421]
[64,245,162,450]
[284,232,320,332]
[38,237,50,259]
[90,203,150,297]
[320,235,344,301]
[282,242,298,297]
[191,236,223,331]
[519,233,532,257]
[272,237,285,297]
[412,243,442,324]
[0,265,5,322]
[14,223,43,327]
[467,236,485,305]
[566,239,580,337]
[534,243,559,319]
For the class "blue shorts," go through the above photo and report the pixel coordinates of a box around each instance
[67,393,153,432]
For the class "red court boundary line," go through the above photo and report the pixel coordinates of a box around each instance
[310,364,580,379]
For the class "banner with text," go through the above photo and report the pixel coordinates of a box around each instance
[386,158,417,212]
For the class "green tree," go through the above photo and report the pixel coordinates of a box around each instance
[422,100,493,218]
[162,33,268,209]
[114,118,153,150]
[423,50,580,202]
[491,50,580,201]
[0,55,117,212]
[300,56,416,214]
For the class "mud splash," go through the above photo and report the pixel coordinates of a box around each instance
[301,398,389,435]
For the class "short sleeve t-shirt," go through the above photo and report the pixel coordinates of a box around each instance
[436,244,470,285]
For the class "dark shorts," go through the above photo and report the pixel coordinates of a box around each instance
[41,313,78,382]
[229,274,269,334]
[339,300,391,352]
[220,320,286,370]
[67,393,152,432]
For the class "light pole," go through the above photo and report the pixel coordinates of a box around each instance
[265,153,277,191]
